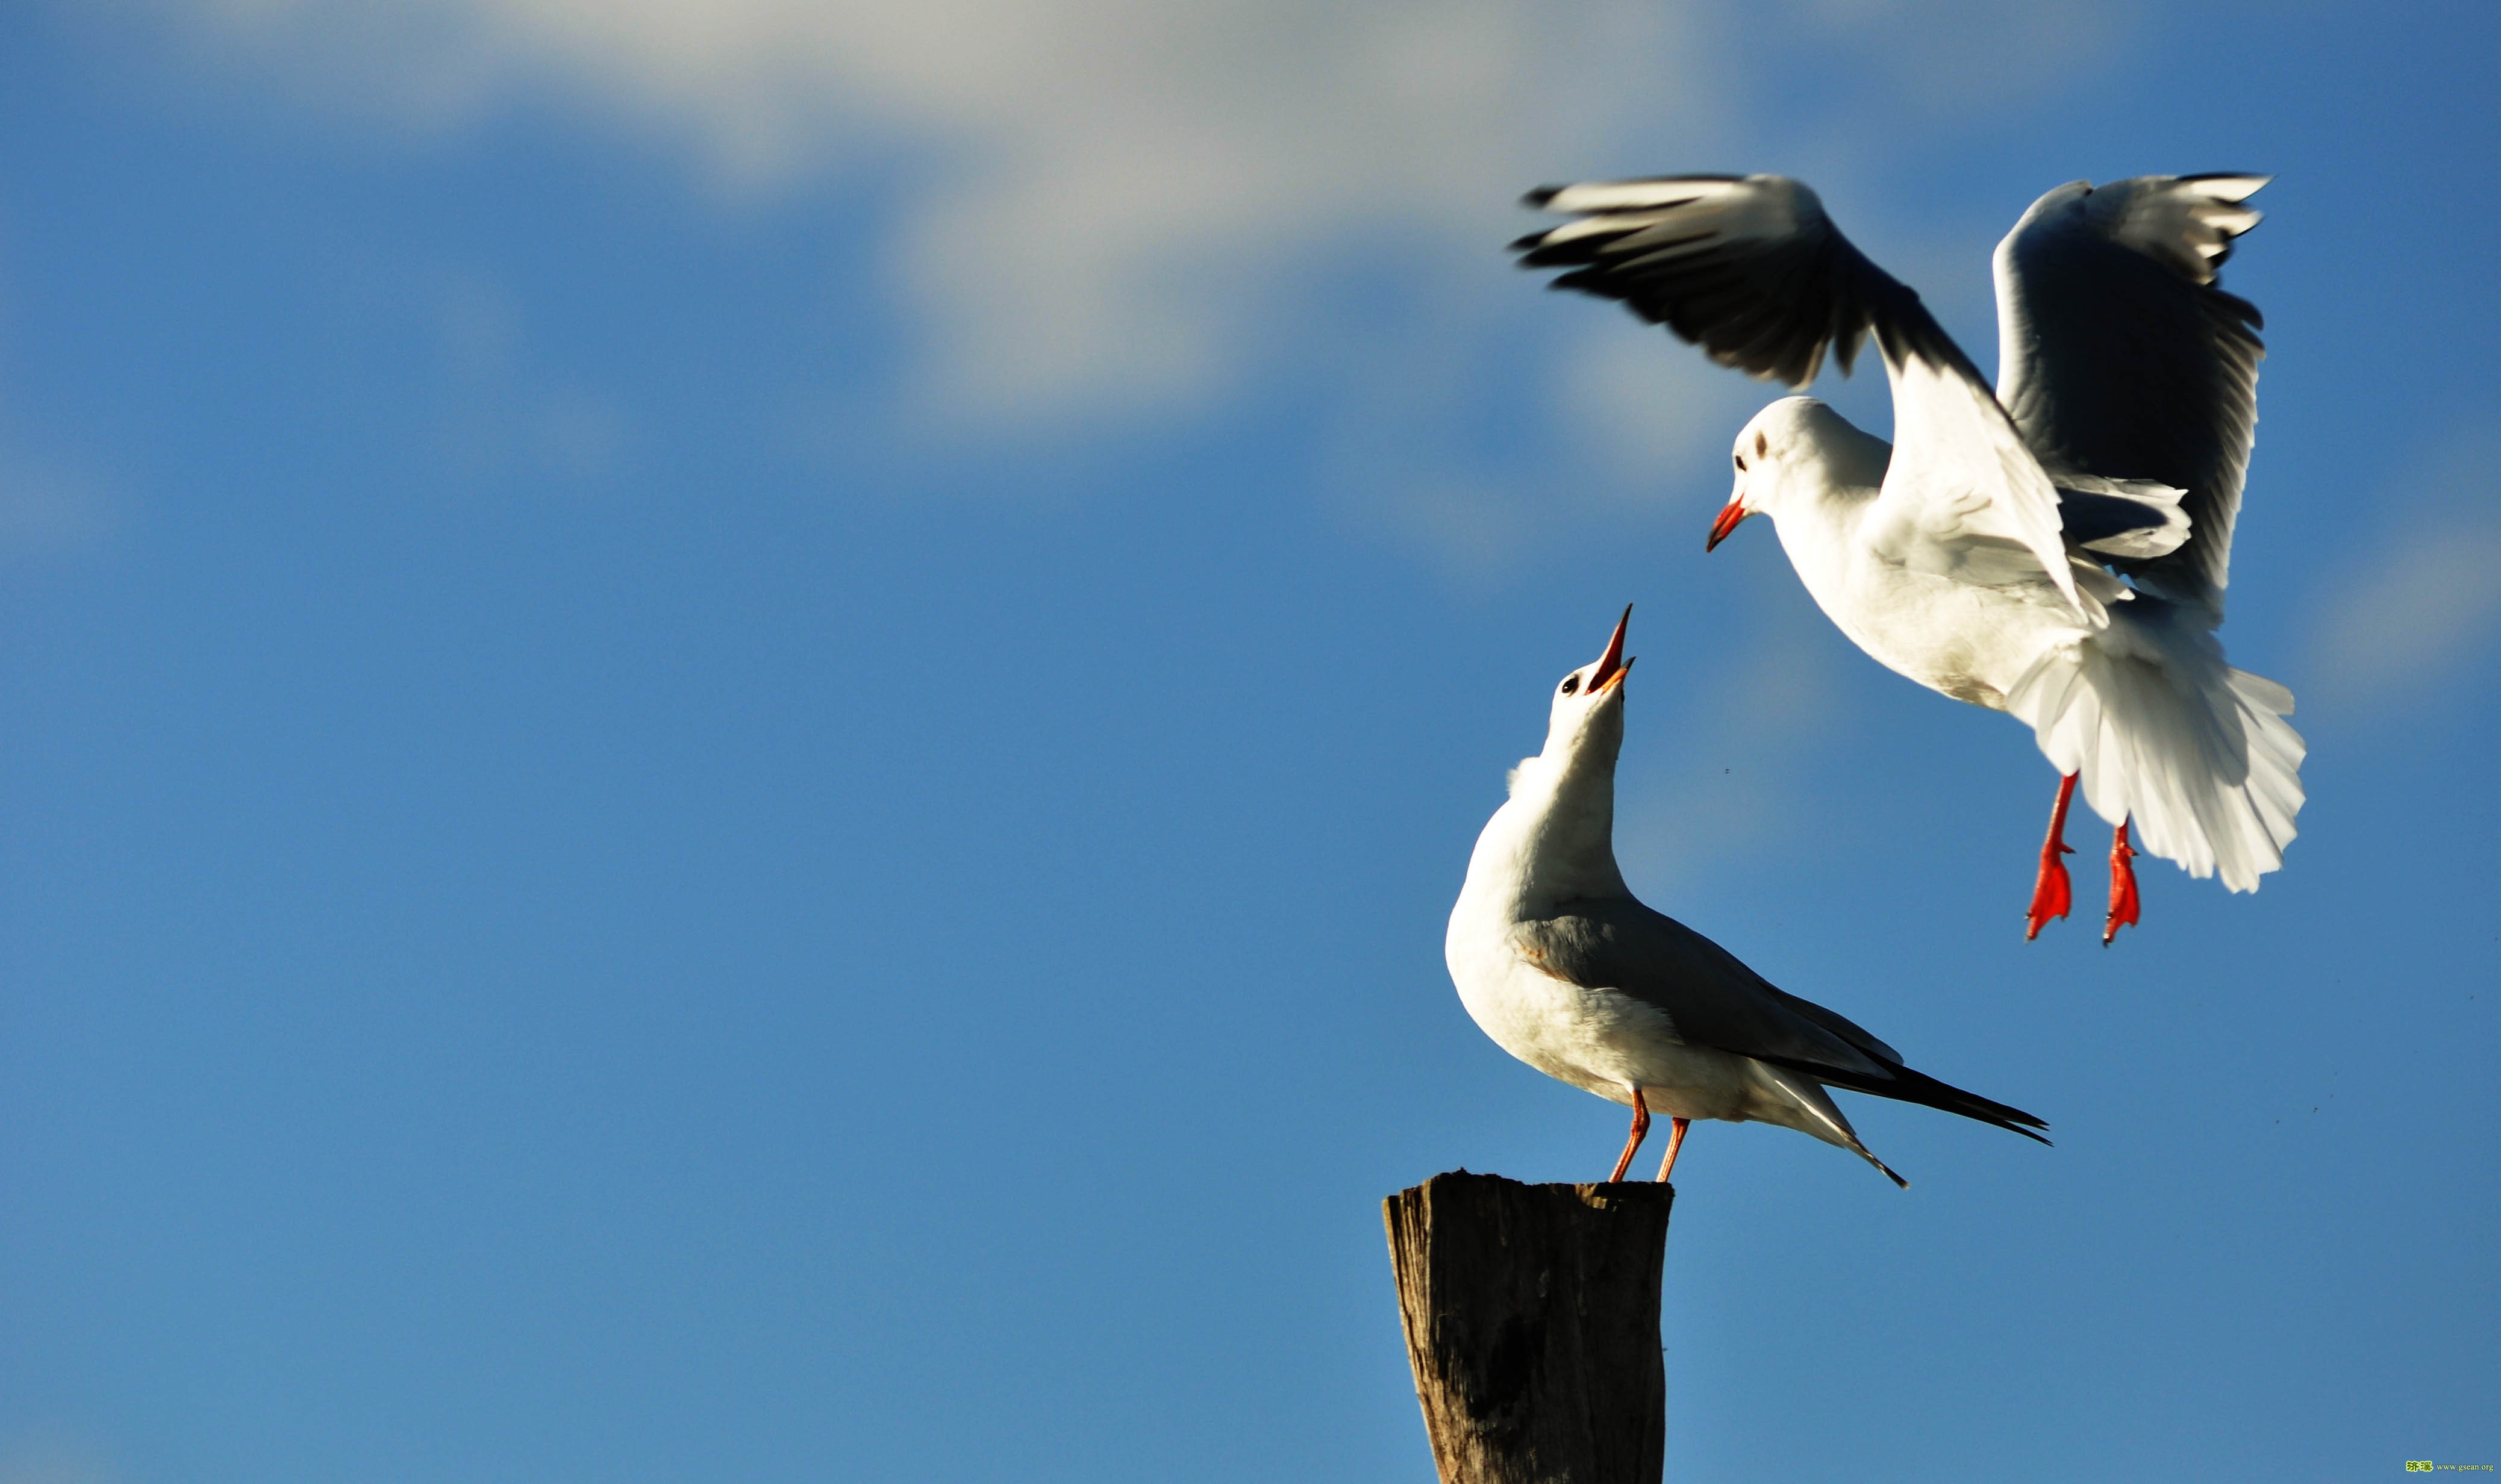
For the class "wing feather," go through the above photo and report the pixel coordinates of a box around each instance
[1516,173,2083,611]
[1514,898,2049,1138]
[1994,175,2268,622]
[1513,899,1894,1079]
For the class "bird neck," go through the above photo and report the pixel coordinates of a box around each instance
[1765,431,1888,597]
[1470,742,1629,915]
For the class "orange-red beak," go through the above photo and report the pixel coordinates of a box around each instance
[1590,604,1632,694]
[1706,500,1749,552]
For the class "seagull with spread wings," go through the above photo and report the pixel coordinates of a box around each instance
[1513,174,2303,942]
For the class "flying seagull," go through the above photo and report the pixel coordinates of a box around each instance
[1444,606,2048,1186]
[1511,174,2305,943]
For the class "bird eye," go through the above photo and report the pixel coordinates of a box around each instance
[1734,454,1747,471]
[1560,675,1581,695]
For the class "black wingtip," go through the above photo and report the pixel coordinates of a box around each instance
[1522,184,1564,210]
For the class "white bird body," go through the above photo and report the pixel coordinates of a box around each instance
[1733,394,2302,894]
[1445,611,2049,1184]
[1447,738,1831,1135]
[1741,410,2090,712]
[1513,173,2306,929]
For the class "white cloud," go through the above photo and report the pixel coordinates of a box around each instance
[142,0,1722,423]
[2306,425,2501,712]
[113,0,2135,563]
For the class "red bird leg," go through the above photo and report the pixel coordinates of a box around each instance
[2103,820,2141,946]
[1653,1116,1691,1183]
[1608,1087,1651,1183]
[2026,772,2080,941]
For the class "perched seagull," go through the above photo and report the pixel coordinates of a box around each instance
[1511,175,2305,943]
[1445,607,2049,1185]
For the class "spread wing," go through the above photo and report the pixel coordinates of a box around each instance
[1513,173,2082,611]
[1993,175,2268,622]
[1516,897,2048,1140]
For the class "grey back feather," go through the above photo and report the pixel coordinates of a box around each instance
[1514,897,1900,1079]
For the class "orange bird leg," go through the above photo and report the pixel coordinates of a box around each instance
[1653,1116,1691,1183]
[2026,772,2080,941]
[2103,820,2141,946]
[1608,1087,1651,1183]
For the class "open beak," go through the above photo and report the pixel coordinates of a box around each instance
[1590,604,1634,694]
[1705,500,1749,552]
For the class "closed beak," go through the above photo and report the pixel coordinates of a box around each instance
[1706,500,1749,551]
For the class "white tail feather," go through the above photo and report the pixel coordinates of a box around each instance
[2006,604,2304,892]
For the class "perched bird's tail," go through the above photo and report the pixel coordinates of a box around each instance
[1785,1058,2053,1147]
[2007,598,2304,892]
[1753,1059,2048,1189]
[1748,1062,1919,1187]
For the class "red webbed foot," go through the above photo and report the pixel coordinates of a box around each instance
[2026,773,2081,941]
[2103,820,2141,946]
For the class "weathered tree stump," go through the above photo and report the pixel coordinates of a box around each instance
[1384,1171,1675,1484]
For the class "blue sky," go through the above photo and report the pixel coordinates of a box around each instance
[2,1,2496,1480]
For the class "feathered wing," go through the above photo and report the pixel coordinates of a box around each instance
[1514,173,2084,611]
[1993,175,2301,887]
[1993,175,2268,622]
[1516,898,2049,1142]
[1867,354,2088,613]
[1511,175,1913,386]
[2056,476,2191,560]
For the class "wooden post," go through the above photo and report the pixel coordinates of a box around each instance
[1384,1170,1674,1484]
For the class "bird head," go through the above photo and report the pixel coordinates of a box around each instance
[1709,396,1866,550]
[1494,605,1636,897]
[1539,604,1634,768]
